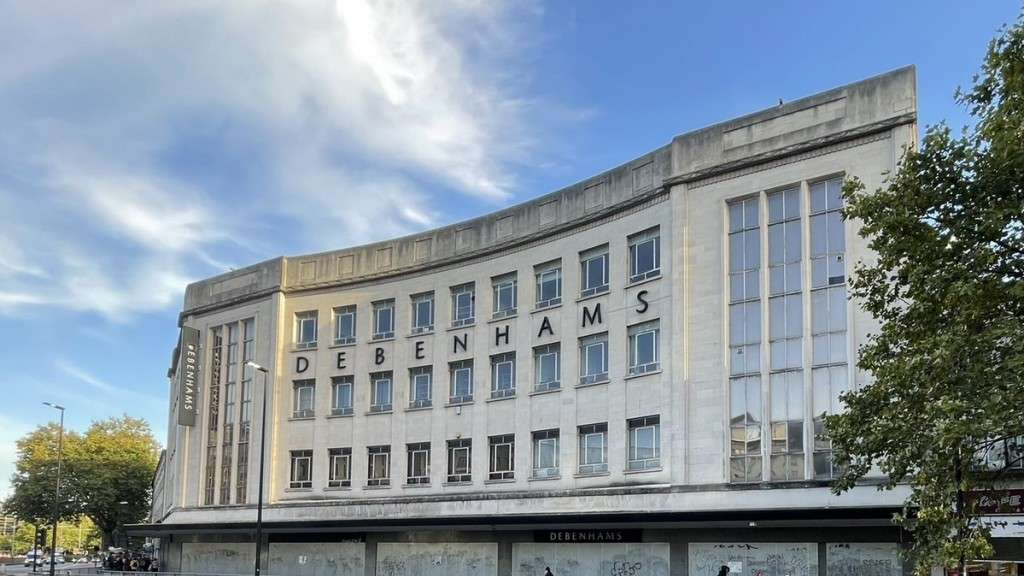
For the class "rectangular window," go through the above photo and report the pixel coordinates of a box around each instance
[328,447,351,488]
[580,245,609,297]
[370,371,393,413]
[534,260,562,309]
[492,273,518,319]
[488,434,515,480]
[578,423,608,475]
[236,319,254,504]
[534,343,561,392]
[409,366,432,408]
[770,371,804,481]
[729,375,762,482]
[627,416,661,471]
[295,311,318,348]
[728,196,763,483]
[977,437,1024,471]
[769,188,804,372]
[451,283,475,327]
[813,365,848,480]
[372,300,395,340]
[447,438,472,483]
[411,292,435,334]
[289,450,312,489]
[628,320,660,376]
[204,327,222,505]
[810,177,847,480]
[628,227,661,283]
[532,429,560,479]
[407,442,431,485]
[579,332,609,385]
[449,360,473,404]
[367,445,391,487]
[810,177,846,288]
[331,376,353,416]
[222,324,237,504]
[490,352,516,399]
[333,305,357,345]
[292,379,315,418]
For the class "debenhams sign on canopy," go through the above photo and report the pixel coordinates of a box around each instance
[177,326,200,426]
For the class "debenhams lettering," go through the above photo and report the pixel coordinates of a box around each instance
[177,326,200,426]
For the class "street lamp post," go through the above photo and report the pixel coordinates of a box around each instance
[42,402,65,576]
[245,361,270,576]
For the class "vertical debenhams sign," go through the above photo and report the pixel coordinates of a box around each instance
[177,327,200,426]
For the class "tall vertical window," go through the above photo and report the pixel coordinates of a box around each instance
[331,376,353,416]
[533,343,561,392]
[490,352,516,399]
[407,442,431,485]
[295,311,318,348]
[367,445,391,486]
[770,371,804,481]
[292,379,315,418]
[580,245,610,297]
[447,439,472,483]
[532,429,560,479]
[449,360,473,404]
[577,423,608,475]
[451,283,475,327]
[628,320,660,376]
[237,318,255,503]
[411,292,435,334]
[579,332,609,385]
[328,447,351,488]
[810,177,848,480]
[767,188,804,482]
[409,366,432,408]
[488,434,515,480]
[492,273,518,318]
[204,327,223,505]
[333,305,356,345]
[289,450,312,489]
[221,323,238,504]
[728,196,763,482]
[535,260,562,309]
[627,416,661,471]
[372,300,395,340]
[370,371,393,412]
[628,227,661,283]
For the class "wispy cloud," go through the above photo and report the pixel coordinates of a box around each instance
[55,359,166,406]
[0,0,556,322]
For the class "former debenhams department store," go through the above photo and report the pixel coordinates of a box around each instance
[138,67,924,576]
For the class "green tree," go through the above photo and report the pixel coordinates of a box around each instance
[4,423,82,526]
[74,416,159,548]
[828,11,1024,576]
[4,416,159,550]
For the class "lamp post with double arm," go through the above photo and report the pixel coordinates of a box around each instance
[42,402,65,576]
[245,361,270,576]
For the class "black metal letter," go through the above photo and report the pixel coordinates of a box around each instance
[537,316,554,338]
[582,303,602,327]
[636,290,649,314]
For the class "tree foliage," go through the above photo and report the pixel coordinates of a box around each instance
[4,416,159,549]
[4,423,81,525]
[828,11,1024,575]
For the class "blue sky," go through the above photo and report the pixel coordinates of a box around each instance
[0,1,1018,497]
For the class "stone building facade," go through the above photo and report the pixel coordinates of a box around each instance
[138,67,919,576]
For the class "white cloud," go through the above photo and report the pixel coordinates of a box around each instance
[0,0,552,321]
